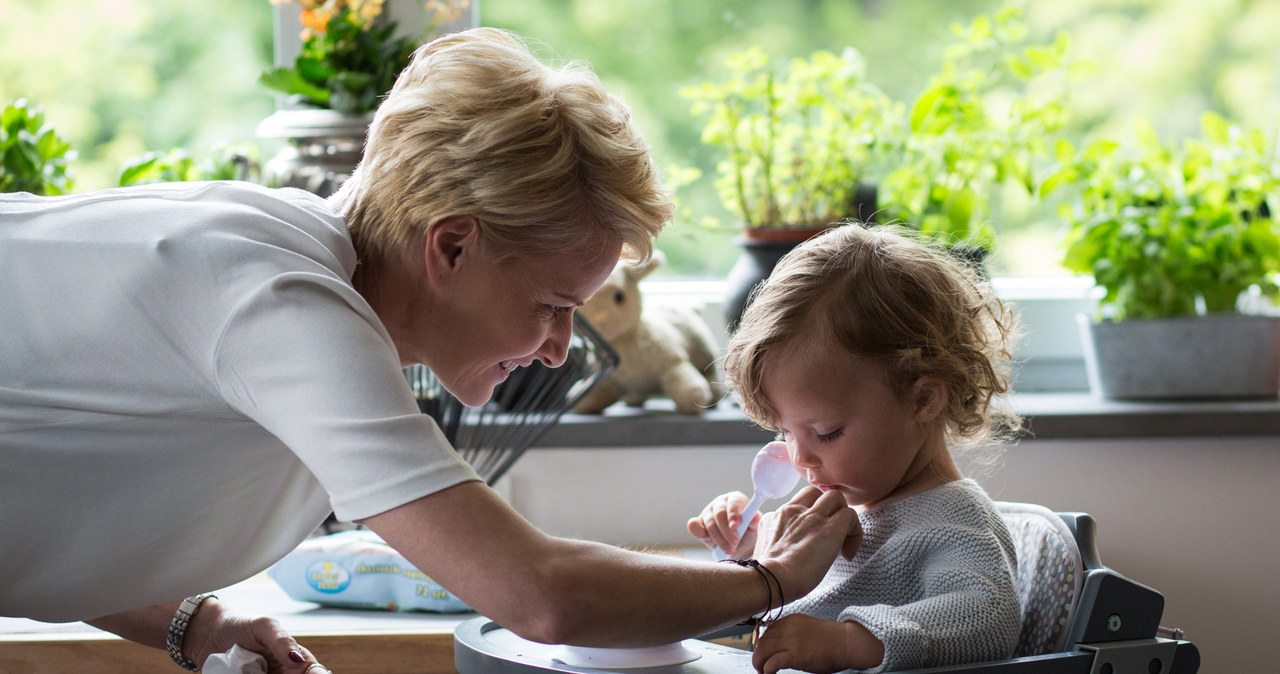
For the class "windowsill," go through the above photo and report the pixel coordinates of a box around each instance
[535,394,1280,448]
[603,276,1280,445]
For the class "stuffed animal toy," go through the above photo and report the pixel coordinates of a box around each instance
[574,252,722,414]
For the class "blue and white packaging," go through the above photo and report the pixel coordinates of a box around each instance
[268,529,471,613]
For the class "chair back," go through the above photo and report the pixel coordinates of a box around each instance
[996,501,1084,657]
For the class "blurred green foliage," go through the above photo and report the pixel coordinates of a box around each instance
[1,99,76,195]
[679,46,896,231]
[3,0,1279,277]
[118,142,261,186]
[1049,112,1280,319]
[0,0,275,192]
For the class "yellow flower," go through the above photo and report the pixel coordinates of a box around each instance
[348,0,387,25]
[426,0,469,27]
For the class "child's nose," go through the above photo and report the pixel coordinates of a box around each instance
[789,440,820,468]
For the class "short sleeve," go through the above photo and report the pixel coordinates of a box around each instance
[215,269,480,521]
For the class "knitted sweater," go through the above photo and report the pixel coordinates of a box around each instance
[777,479,1019,673]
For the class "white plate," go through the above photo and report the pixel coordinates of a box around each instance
[484,628,703,669]
[548,643,702,669]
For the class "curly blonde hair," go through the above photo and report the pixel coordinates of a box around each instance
[329,27,672,265]
[724,223,1021,448]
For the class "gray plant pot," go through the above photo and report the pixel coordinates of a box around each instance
[1078,314,1280,400]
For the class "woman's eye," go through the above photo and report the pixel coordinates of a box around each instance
[544,305,573,318]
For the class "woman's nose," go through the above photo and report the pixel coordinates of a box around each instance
[536,311,574,368]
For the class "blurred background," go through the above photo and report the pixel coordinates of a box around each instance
[3,0,1279,277]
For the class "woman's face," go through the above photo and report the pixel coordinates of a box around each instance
[420,230,623,407]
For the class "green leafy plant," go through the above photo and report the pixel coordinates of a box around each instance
[1046,112,1280,320]
[680,46,896,230]
[260,0,469,115]
[1,99,75,195]
[118,142,260,186]
[879,5,1075,250]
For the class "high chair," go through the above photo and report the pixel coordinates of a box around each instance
[887,502,1200,673]
[453,502,1200,673]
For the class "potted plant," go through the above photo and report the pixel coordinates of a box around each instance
[879,5,1074,265]
[680,46,894,329]
[256,0,471,196]
[1045,112,1280,399]
[0,98,75,196]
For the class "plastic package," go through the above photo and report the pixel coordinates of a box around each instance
[268,529,471,612]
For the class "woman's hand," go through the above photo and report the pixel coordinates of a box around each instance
[750,487,863,607]
[87,598,329,673]
[185,598,328,673]
[687,491,756,558]
[751,614,884,674]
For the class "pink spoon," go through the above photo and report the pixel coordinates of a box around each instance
[713,441,801,560]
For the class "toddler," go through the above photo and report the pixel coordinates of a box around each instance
[689,224,1022,673]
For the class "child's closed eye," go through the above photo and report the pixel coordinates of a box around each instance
[816,428,845,443]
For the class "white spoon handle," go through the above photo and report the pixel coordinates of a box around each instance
[712,491,765,560]
[734,491,766,539]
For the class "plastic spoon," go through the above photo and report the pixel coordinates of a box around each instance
[713,441,802,560]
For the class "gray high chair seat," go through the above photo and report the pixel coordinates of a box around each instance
[453,502,1200,674]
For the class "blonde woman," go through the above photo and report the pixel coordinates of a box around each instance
[0,29,858,672]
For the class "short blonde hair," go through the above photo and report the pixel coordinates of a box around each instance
[329,27,672,264]
[724,223,1020,448]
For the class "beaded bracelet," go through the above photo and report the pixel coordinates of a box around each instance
[167,593,216,671]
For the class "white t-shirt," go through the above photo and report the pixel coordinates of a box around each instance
[0,181,480,622]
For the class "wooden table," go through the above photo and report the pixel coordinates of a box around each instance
[0,573,472,673]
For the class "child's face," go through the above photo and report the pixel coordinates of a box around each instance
[762,339,952,509]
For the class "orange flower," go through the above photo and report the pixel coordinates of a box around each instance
[299,7,334,38]
[273,0,467,40]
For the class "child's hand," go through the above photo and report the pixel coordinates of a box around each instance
[686,491,756,557]
[751,614,884,674]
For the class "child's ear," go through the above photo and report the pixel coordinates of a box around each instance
[911,376,947,423]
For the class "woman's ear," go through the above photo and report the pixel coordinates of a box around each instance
[911,376,947,423]
[423,215,481,280]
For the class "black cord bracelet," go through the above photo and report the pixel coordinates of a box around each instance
[719,558,783,624]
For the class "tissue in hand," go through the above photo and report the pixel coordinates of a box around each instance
[202,644,268,674]
[268,529,470,612]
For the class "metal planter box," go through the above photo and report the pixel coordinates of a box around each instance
[1078,314,1280,400]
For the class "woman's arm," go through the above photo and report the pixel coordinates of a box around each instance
[361,481,859,647]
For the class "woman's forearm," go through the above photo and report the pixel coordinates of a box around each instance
[86,600,184,649]
[86,595,224,663]
[362,481,856,647]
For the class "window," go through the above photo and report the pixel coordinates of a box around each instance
[480,0,1280,279]
[5,0,1277,392]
